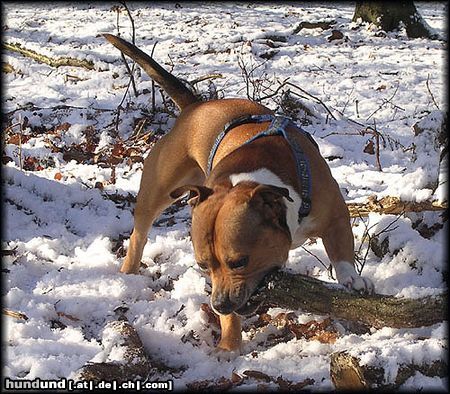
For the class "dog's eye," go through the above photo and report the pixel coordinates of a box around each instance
[228,256,249,270]
[197,261,209,272]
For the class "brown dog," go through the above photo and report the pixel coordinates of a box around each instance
[104,34,374,352]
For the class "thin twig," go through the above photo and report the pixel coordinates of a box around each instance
[120,1,136,44]
[372,119,382,172]
[114,62,136,133]
[366,82,404,121]
[150,41,158,112]
[286,81,337,120]
[190,73,224,86]
[120,54,138,97]
[341,86,354,116]
[426,73,440,111]
[354,210,404,274]
[259,77,291,102]
[3,122,21,134]
[115,2,138,98]
[300,246,329,271]
[18,114,23,170]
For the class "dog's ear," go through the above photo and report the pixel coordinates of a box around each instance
[170,185,213,207]
[250,184,293,204]
[249,184,293,232]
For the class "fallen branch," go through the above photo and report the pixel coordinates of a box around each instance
[330,351,447,389]
[5,103,116,117]
[3,42,95,70]
[347,196,447,218]
[3,308,29,321]
[251,271,446,329]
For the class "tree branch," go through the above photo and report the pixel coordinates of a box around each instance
[251,271,446,329]
[3,42,95,70]
[347,196,447,218]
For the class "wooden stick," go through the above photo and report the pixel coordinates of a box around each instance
[3,308,29,321]
[347,196,447,218]
[3,42,95,70]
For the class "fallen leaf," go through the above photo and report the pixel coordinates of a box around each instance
[200,303,220,327]
[328,29,344,41]
[53,122,71,134]
[243,370,272,382]
[287,318,339,343]
[276,376,315,390]
[364,140,375,155]
[7,133,32,145]
[231,372,244,384]
[56,311,80,321]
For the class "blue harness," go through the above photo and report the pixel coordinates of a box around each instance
[207,114,319,223]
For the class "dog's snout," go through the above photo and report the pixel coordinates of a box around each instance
[211,292,237,315]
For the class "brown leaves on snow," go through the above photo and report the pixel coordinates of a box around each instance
[186,370,314,391]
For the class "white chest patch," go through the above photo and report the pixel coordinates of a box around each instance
[229,168,302,240]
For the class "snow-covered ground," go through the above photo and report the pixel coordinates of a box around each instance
[2,2,447,391]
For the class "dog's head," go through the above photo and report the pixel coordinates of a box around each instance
[170,181,292,316]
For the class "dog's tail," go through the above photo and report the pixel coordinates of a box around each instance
[103,34,198,110]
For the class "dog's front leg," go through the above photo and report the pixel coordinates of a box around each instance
[217,313,242,352]
[322,214,374,293]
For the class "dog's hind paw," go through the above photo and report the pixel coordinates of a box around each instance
[334,261,375,295]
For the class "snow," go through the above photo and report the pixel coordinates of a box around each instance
[2,1,447,391]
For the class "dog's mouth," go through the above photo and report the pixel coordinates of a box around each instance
[234,268,280,316]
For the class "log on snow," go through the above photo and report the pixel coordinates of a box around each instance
[251,271,446,329]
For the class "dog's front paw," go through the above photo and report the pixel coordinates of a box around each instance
[342,274,374,294]
[211,346,241,361]
[334,261,374,294]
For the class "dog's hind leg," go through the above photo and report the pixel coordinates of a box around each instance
[120,133,204,274]
[321,212,374,294]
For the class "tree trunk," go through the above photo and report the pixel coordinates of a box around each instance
[352,1,438,39]
[251,271,446,329]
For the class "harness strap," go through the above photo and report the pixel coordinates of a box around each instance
[207,114,274,174]
[207,114,318,222]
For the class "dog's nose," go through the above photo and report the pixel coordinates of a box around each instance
[211,292,237,315]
